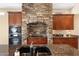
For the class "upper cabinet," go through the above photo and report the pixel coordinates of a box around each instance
[53,14,74,30]
[9,12,22,26]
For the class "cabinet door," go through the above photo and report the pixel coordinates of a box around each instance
[68,38,78,49]
[9,12,22,26]
[27,37,47,44]
[53,14,74,30]
[53,38,78,49]
[53,38,67,44]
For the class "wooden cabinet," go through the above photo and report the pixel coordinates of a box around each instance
[27,37,47,45]
[53,14,74,30]
[9,12,22,46]
[53,37,78,49]
[68,39,78,49]
[9,12,22,26]
[9,12,22,55]
[53,38,67,44]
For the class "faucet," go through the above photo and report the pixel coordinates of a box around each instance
[30,41,33,48]
[30,41,33,56]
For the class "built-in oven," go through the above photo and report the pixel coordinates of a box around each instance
[9,26,22,45]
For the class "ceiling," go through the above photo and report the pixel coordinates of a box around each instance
[0,3,76,10]
[0,3,22,9]
[53,3,75,10]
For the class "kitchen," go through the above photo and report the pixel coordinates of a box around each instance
[0,3,79,56]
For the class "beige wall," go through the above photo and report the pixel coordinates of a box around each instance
[74,14,79,35]
[71,4,79,14]
[53,9,72,14]
[0,8,21,45]
[53,4,79,14]
[0,12,8,45]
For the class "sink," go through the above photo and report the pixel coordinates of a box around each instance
[18,46,52,56]
[19,46,31,56]
[34,46,52,56]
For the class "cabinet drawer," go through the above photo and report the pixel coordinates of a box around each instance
[53,38,67,44]
[27,37,47,44]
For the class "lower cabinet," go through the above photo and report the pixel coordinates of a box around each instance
[53,37,78,49]
[27,37,47,45]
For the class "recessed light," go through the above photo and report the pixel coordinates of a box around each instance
[0,12,5,16]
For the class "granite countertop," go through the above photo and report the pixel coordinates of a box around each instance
[48,44,78,56]
[53,34,78,39]
[53,36,78,39]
